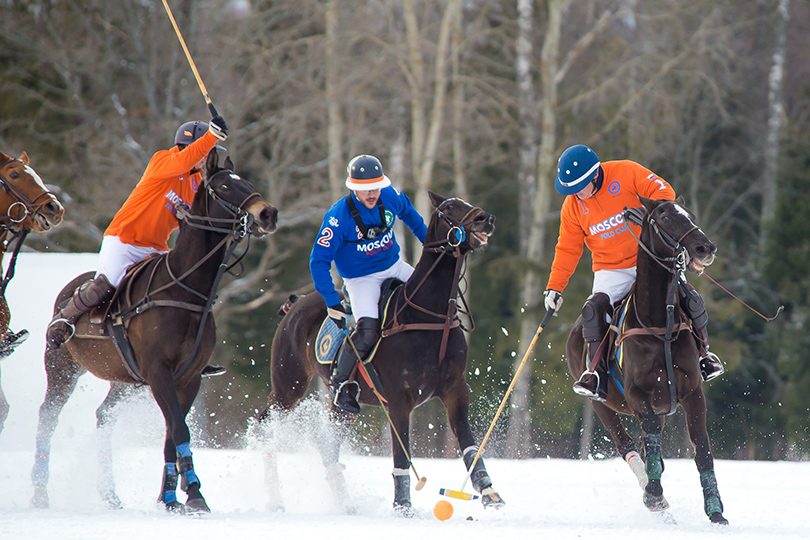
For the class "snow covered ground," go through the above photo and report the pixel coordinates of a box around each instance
[0,253,807,539]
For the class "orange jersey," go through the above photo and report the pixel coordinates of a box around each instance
[104,130,219,251]
[546,160,675,293]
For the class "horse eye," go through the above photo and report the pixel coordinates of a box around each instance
[10,172,18,179]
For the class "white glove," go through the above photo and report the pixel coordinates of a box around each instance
[543,289,563,312]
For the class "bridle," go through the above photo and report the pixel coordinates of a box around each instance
[423,198,486,253]
[0,158,61,297]
[0,158,60,226]
[384,198,491,367]
[626,205,703,276]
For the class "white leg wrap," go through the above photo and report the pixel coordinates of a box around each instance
[392,468,410,477]
[625,451,648,489]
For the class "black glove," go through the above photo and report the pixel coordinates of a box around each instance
[209,115,228,141]
[327,304,349,330]
[623,206,645,227]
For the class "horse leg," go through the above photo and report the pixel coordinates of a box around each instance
[637,404,668,511]
[30,346,84,508]
[0,366,8,435]
[388,403,415,516]
[318,407,357,514]
[95,382,136,509]
[681,391,728,524]
[440,385,505,509]
[151,372,208,514]
[590,401,646,488]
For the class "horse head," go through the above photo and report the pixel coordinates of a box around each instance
[0,151,65,233]
[638,195,716,275]
[202,150,278,237]
[426,190,495,253]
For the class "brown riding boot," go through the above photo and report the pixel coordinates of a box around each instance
[47,274,115,349]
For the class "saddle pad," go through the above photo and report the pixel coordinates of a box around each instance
[315,317,346,365]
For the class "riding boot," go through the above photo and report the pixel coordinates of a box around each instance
[695,326,724,382]
[330,317,379,414]
[679,281,724,382]
[46,274,115,349]
[572,293,611,401]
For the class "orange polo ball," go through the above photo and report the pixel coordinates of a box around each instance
[433,500,454,521]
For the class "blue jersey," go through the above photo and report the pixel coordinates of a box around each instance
[310,186,427,307]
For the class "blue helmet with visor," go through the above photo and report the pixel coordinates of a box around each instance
[555,145,601,196]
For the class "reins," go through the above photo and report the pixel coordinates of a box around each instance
[116,169,260,381]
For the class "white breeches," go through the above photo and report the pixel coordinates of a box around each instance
[343,258,415,320]
[96,235,168,287]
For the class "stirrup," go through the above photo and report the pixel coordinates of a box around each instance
[700,352,724,382]
[333,380,361,413]
[47,318,76,345]
[572,370,606,401]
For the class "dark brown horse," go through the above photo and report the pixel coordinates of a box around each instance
[567,196,727,524]
[0,151,64,432]
[261,191,501,515]
[31,151,277,513]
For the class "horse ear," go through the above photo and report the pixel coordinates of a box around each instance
[19,151,29,165]
[205,149,219,175]
[428,191,445,208]
[638,195,657,213]
[675,195,685,206]
[223,156,234,171]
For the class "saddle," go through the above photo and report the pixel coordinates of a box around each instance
[72,254,165,384]
[314,277,404,367]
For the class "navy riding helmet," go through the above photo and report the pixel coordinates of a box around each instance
[555,144,601,196]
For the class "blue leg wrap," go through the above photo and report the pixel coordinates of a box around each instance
[176,442,200,491]
[161,463,178,504]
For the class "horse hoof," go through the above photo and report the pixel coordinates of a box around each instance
[643,492,669,511]
[185,497,211,514]
[266,502,286,513]
[163,500,186,514]
[30,488,49,509]
[481,488,505,509]
[100,490,123,510]
[393,502,415,518]
[709,512,729,525]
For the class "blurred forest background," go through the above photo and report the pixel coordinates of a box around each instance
[1,0,807,461]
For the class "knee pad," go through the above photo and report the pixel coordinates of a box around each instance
[581,293,611,342]
[352,317,380,356]
[678,281,708,330]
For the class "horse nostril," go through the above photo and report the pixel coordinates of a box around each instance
[261,206,277,223]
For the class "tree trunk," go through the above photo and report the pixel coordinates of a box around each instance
[505,0,566,459]
[326,0,344,200]
[759,0,789,259]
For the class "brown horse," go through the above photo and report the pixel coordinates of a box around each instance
[260,191,502,515]
[0,151,64,432]
[31,150,277,513]
[567,196,727,524]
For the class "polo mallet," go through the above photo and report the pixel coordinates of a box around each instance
[441,308,555,500]
[161,0,218,117]
[343,330,427,490]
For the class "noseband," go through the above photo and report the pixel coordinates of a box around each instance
[0,158,60,225]
[425,198,487,253]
